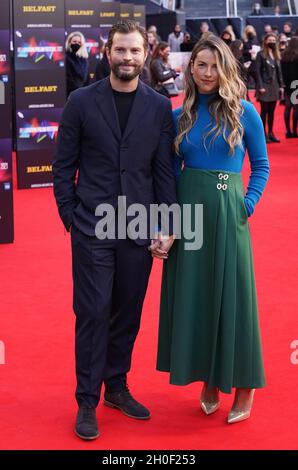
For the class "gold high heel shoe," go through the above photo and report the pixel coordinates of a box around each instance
[227,389,255,424]
[200,383,220,416]
[200,400,220,415]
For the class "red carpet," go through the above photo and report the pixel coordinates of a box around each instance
[0,95,298,450]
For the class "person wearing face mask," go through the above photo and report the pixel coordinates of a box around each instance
[243,26,259,58]
[256,33,285,143]
[65,32,89,97]
[221,31,233,47]
[168,25,184,53]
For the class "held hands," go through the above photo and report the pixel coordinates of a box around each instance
[148,232,175,260]
[259,88,266,94]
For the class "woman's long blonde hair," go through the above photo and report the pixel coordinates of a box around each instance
[175,34,247,156]
[65,31,89,59]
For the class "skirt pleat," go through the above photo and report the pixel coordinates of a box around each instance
[157,167,266,393]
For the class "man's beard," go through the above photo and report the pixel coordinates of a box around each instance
[111,62,143,81]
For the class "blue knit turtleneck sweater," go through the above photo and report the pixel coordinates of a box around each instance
[173,93,270,216]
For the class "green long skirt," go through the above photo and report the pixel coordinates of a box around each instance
[157,168,266,393]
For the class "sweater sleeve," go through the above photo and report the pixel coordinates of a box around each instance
[173,107,183,182]
[242,101,270,216]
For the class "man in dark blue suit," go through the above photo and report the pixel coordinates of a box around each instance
[53,21,177,440]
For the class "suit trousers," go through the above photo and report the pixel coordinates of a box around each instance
[71,224,153,408]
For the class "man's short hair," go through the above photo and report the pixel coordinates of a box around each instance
[107,20,148,52]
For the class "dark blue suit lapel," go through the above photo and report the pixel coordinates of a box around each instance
[95,77,121,142]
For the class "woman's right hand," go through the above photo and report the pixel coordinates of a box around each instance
[259,88,266,94]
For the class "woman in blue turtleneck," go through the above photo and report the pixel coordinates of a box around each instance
[156,35,269,424]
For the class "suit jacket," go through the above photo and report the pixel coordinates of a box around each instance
[53,77,178,245]
[255,51,284,89]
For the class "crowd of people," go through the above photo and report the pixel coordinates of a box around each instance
[65,13,298,143]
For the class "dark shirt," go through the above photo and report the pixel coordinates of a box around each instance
[112,89,137,135]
